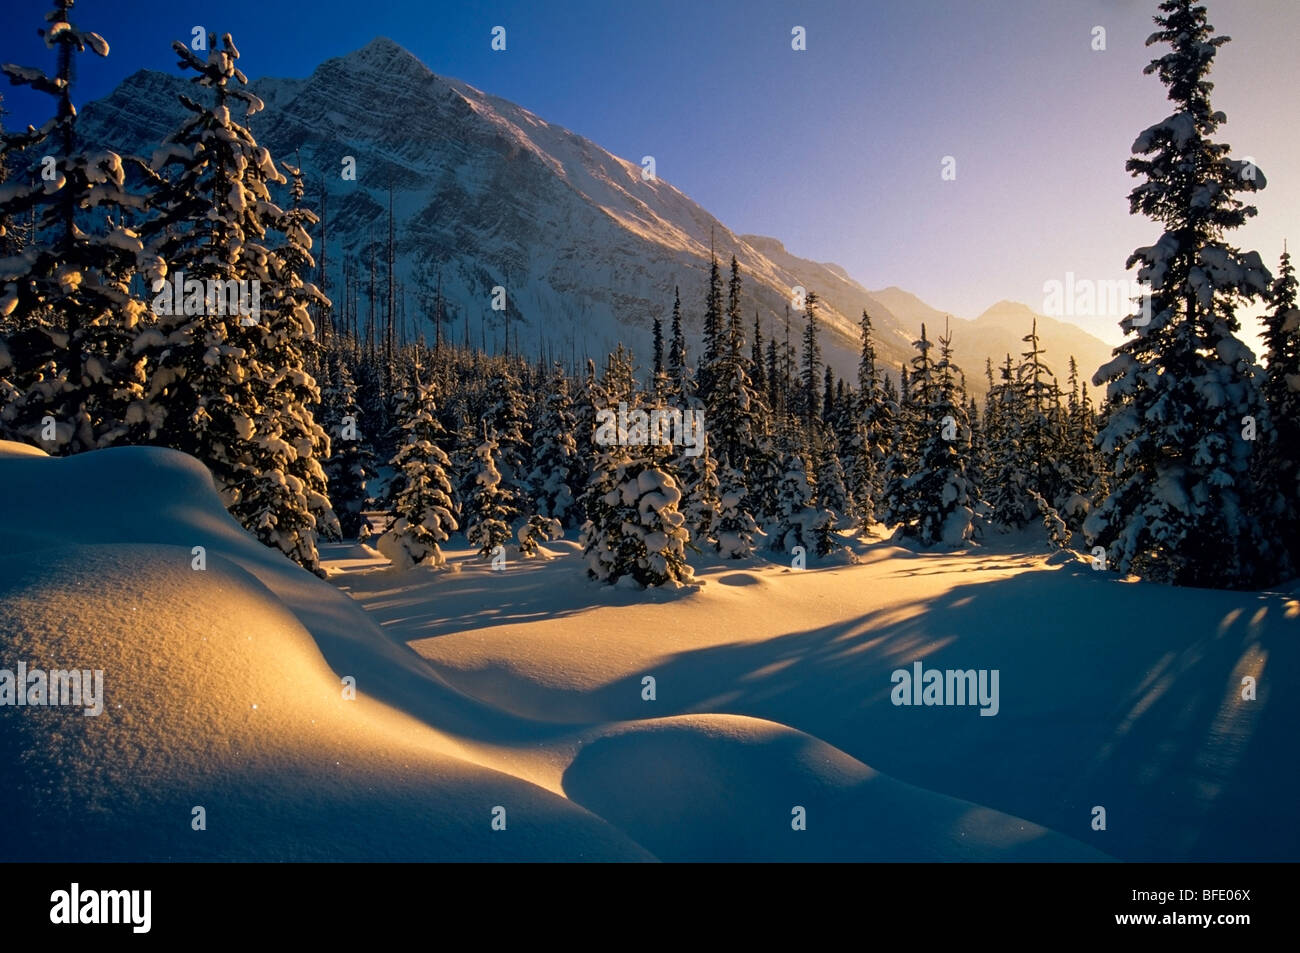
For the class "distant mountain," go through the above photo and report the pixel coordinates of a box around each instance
[869,288,1118,388]
[970,301,1119,380]
[75,37,1115,394]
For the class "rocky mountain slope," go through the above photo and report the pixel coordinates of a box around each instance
[76,37,1116,392]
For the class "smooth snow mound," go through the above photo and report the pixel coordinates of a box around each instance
[0,441,47,459]
[564,715,1110,861]
[0,443,646,860]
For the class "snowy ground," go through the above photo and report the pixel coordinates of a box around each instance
[2,441,1295,861]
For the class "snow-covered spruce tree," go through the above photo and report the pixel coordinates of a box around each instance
[137,38,282,481]
[764,336,781,414]
[708,261,763,473]
[966,394,987,500]
[379,370,416,508]
[1017,319,1066,509]
[923,326,977,544]
[0,2,148,452]
[748,432,785,526]
[881,337,932,531]
[847,310,882,522]
[579,428,692,587]
[767,451,835,557]
[141,37,338,573]
[885,324,977,546]
[983,354,1035,529]
[676,432,721,550]
[571,358,603,479]
[516,512,562,557]
[464,428,518,559]
[376,372,457,569]
[1056,356,1101,530]
[813,422,851,525]
[651,310,667,397]
[714,464,757,558]
[237,162,339,558]
[321,356,375,538]
[799,291,822,423]
[821,364,836,427]
[1029,489,1071,550]
[697,252,724,405]
[667,286,688,400]
[526,365,580,526]
[750,310,767,400]
[1086,0,1279,588]
[699,260,764,549]
[1257,246,1300,567]
[481,365,531,496]
[601,343,637,407]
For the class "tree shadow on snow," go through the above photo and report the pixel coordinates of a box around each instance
[595,561,1298,861]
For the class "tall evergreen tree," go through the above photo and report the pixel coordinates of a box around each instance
[138,35,281,479]
[1017,318,1065,506]
[1057,356,1100,529]
[651,310,664,382]
[464,428,518,559]
[812,422,850,523]
[675,431,721,550]
[1258,245,1300,567]
[0,1,146,452]
[851,310,892,523]
[667,286,687,398]
[321,357,375,538]
[800,291,822,423]
[481,366,532,500]
[139,33,340,572]
[822,364,836,425]
[750,310,767,397]
[698,252,723,402]
[378,372,458,569]
[1086,0,1278,587]
[527,365,580,526]
[242,163,339,562]
[984,354,1034,528]
[706,258,762,477]
[725,254,743,358]
[764,337,780,413]
[882,324,976,545]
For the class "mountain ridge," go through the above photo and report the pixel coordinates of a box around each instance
[74,37,1117,394]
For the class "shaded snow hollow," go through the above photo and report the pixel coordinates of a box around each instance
[3,442,1294,861]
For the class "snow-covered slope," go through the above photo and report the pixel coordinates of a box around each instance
[345,536,1299,862]
[74,38,1114,390]
[0,440,1124,861]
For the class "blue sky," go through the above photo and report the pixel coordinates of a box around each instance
[2,0,1297,347]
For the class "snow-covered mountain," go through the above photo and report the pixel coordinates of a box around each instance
[76,37,1115,390]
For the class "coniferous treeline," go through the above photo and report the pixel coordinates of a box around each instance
[2,0,1297,591]
[305,253,1112,586]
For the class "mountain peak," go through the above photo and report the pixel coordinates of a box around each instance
[976,300,1040,324]
[339,36,433,79]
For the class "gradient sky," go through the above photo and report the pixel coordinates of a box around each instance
[2,0,1296,350]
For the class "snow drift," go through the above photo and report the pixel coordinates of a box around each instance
[0,440,1133,861]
